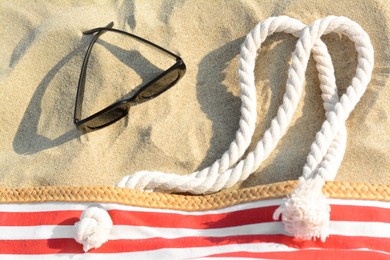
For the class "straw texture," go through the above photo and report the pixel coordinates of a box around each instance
[0,181,388,210]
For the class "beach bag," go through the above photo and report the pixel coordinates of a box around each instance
[0,2,389,259]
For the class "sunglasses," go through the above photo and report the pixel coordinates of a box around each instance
[74,22,186,132]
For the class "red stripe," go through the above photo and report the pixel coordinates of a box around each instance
[109,206,277,228]
[330,205,390,222]
[0,235,388,254]
[0,207,277,227]
[207,249,389,260]
[0,204,388,227]
[0,211,81,226]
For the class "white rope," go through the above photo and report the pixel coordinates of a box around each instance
[116,15,373,241]
[118,15,361,194]
[74,206,113,252]
[301,16,374,180]
[273,16,374,241]
[118,16,307,193]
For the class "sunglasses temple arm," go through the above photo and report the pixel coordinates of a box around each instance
[74,22,114,124]
[85,26,182,61]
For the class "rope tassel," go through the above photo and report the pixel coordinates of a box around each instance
[273,176,330,242]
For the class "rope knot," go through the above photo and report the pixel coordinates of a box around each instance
[74,206,113,252]
[273,175,330,242]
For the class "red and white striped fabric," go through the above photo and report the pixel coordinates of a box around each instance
[0,198,389,259]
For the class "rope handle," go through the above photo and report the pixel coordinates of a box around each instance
[117,16,319,193]
[273,16,374,241]
[74,16,374,249]
[117,16,373,195]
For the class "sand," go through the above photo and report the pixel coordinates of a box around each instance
[0,0,389,189]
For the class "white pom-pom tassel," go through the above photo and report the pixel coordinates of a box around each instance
[273,175,330,242]
[74,206,113,252]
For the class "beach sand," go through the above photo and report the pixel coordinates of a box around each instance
[0,0,389,189]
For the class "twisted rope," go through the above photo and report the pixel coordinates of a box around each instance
[273,16,374,241]
[300,16,374,180]
[74,206,113,252]
[118,16,307,193]
[117,15,374,195]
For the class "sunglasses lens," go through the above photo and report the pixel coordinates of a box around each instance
[84,104,128,131]
[139,69,180,99]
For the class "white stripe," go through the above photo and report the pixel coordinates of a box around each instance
[0,225,74,240]
[0,199,284,214]
[327,199,390,209]
[109,222,288,239]
[330,221,390,238]
[0,243,297,259]
[0,198,388,214]
[0,222,287,240]
[1,221,389,240]
[0,245,389,259]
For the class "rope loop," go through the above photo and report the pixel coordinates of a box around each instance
[118,16,308,193]
[274,16,374,241]
[117,15,374,240]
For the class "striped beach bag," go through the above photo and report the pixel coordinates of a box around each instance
[1,16,389,259]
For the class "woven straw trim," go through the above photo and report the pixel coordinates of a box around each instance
[0,181,388,211]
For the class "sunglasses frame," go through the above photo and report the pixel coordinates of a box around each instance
[74,22,186,132]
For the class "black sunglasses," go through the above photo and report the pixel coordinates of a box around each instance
[74,22,186,132]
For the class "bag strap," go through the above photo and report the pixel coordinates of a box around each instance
[274,16,374,241]
[115,15,373,242]
[117,16,335,193]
